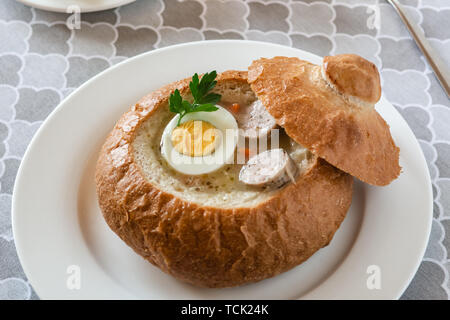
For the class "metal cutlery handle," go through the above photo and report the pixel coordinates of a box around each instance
[388,0,450,99]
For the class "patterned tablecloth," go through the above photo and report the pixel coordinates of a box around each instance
[0,0,449,300]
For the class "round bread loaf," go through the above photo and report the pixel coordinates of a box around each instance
[248,55,400,186]
[95,71,353,288]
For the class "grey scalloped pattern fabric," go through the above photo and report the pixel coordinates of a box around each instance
[0,0,449,300]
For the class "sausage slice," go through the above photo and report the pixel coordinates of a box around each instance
[239,148,298,189]
[234,100,277,140]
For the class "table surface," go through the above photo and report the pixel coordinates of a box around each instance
[0,0,449,300]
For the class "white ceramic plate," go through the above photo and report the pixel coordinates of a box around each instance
[16,0,135,13]
[12,40,432,300]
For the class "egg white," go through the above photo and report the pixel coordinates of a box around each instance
[160,105,238,175]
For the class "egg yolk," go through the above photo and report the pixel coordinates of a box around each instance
[171,120,217,157]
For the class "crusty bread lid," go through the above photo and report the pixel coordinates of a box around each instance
[248,55,400,186]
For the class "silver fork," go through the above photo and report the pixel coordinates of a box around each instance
[387,0,450,98]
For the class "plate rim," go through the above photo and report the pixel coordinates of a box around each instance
[11,40,433,300]
[15,0,136,13]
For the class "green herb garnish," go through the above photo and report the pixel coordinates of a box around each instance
[169,71,221,126]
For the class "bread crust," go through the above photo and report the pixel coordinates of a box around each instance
[248,57,400,186]
[323,54,381,104]
[95,71,353,288]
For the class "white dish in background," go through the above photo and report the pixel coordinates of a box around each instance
[12,40,432,299]
[16,0,135,13]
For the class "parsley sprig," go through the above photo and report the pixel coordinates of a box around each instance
[169,71,221,126]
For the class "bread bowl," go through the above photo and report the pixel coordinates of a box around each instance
[96,70,353,288]
[248,55,401,186]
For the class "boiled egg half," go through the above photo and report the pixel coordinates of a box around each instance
[160,105,238,175]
